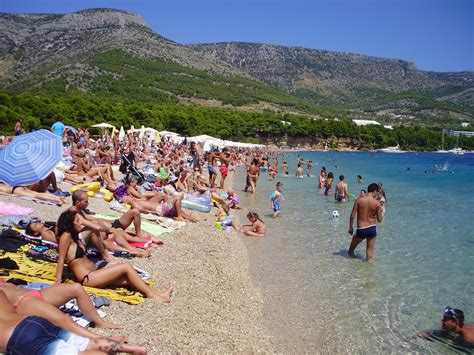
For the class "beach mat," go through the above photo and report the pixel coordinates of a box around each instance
[95,213,169,237]
[1,251,147,304]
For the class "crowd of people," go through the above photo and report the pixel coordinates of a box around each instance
[1,120,471,352]
[0,120,278,353]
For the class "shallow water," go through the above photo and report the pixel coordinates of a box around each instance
[236,151,474,353]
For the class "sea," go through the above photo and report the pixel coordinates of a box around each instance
[234,151,474,353]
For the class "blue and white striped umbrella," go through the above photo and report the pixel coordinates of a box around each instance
[0,129,62,186]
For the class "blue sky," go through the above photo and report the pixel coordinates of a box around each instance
[1,0,472,72]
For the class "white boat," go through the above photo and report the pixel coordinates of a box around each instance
[378,145,406,153]
[449,147,465,155]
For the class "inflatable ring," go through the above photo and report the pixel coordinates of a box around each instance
[91,189,114,202]
[70,181,101,194]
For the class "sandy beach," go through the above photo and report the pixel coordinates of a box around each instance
[0,173,274,353]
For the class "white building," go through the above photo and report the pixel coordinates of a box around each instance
[352,119,381,126]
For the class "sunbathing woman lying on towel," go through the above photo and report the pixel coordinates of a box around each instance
[0,280,121,340]
[0,290,146,354]
[0,183,66,205]
[55,210,173,302]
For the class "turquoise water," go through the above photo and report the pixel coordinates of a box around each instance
[235,152,474,353]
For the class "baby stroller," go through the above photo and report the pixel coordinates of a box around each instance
[119,153,144,182]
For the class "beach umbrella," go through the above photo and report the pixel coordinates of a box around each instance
[118,126,125,141]
[92,123,115,129]
[0,129,62,186]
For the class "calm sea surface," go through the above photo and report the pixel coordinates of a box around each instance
[235,151,474,353]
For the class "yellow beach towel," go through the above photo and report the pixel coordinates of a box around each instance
[1,251,146,304]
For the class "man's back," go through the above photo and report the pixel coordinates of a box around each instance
[356,196,381,228]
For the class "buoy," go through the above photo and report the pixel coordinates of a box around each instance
[86,191,95,197]
[332,210,339,218]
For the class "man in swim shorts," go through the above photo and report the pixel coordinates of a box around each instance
[348,183,383,260]
[335,175,348,202]
[0,290,146,354]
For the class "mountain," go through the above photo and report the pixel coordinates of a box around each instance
[191,42,473,108]
[0,8,472,125]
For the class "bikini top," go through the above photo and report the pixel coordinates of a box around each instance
[72,241,86,261]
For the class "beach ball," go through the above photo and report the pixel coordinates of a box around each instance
[332,210,339,218]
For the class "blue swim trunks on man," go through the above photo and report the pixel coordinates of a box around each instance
[7,316,89,354]
[355,225,377,239]
[272,201,281,213]
[207,165,217,175]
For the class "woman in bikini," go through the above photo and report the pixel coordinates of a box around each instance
[0,183,66,205]
[0,280,121,340]
[55,210,173,302]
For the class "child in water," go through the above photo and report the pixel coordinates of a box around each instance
[270,181,284,218]
[239,212,266,237]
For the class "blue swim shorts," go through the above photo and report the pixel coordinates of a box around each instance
[273,201,281,213]
[355,225,377,239]
[7,316,89,354]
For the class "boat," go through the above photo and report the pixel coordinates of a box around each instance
[449,147,465,155]
[436,129,449,153]
[378,145,406,153]
[449,135,465,155]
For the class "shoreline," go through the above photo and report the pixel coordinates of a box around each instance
[0,174,274,352]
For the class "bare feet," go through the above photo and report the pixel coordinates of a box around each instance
[149,283,173,303]
[94,320,123,329]
[174,216,185,222]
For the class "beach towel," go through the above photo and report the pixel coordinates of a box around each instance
[0,202,35,216]
[1,251,147,304]
[17,196,58,206]
[1,215,39,228]
[95,213,169,237]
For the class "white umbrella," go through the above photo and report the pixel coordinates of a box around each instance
[118,126,125,141]
[159,130,179,137]
[92,123,115,129]
[187,134,219,143]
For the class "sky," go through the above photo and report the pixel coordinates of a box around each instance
[1,0,472,72]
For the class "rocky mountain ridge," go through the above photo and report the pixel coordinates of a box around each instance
[191,42,473,107]
[0,8,472,124]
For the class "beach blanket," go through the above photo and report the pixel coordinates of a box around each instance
[95,213,170,237]
[0,202,35,216]
[1,251,147,304]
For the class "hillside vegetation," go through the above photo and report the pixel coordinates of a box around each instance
[1,91,473,151]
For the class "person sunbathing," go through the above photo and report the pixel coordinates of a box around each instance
[26,219,151,258]
[0,290,146,354]
[126,177,166,202]
[121,194,202,223]
[55,210,172,302]
[75,152,117,191]
[0,280,121,339]
[0,183,66,205]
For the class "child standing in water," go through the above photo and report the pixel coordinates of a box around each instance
[239,212,266,237]
[270,181,284,218]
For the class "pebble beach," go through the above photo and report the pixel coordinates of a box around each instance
[0,173,274,353]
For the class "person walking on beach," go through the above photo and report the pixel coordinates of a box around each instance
[270,181,284,218]
[242,157,260,194]
[348,183,383,260]
[51,116,65,137]
[335,175,348,202]
[207,150,218,186]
